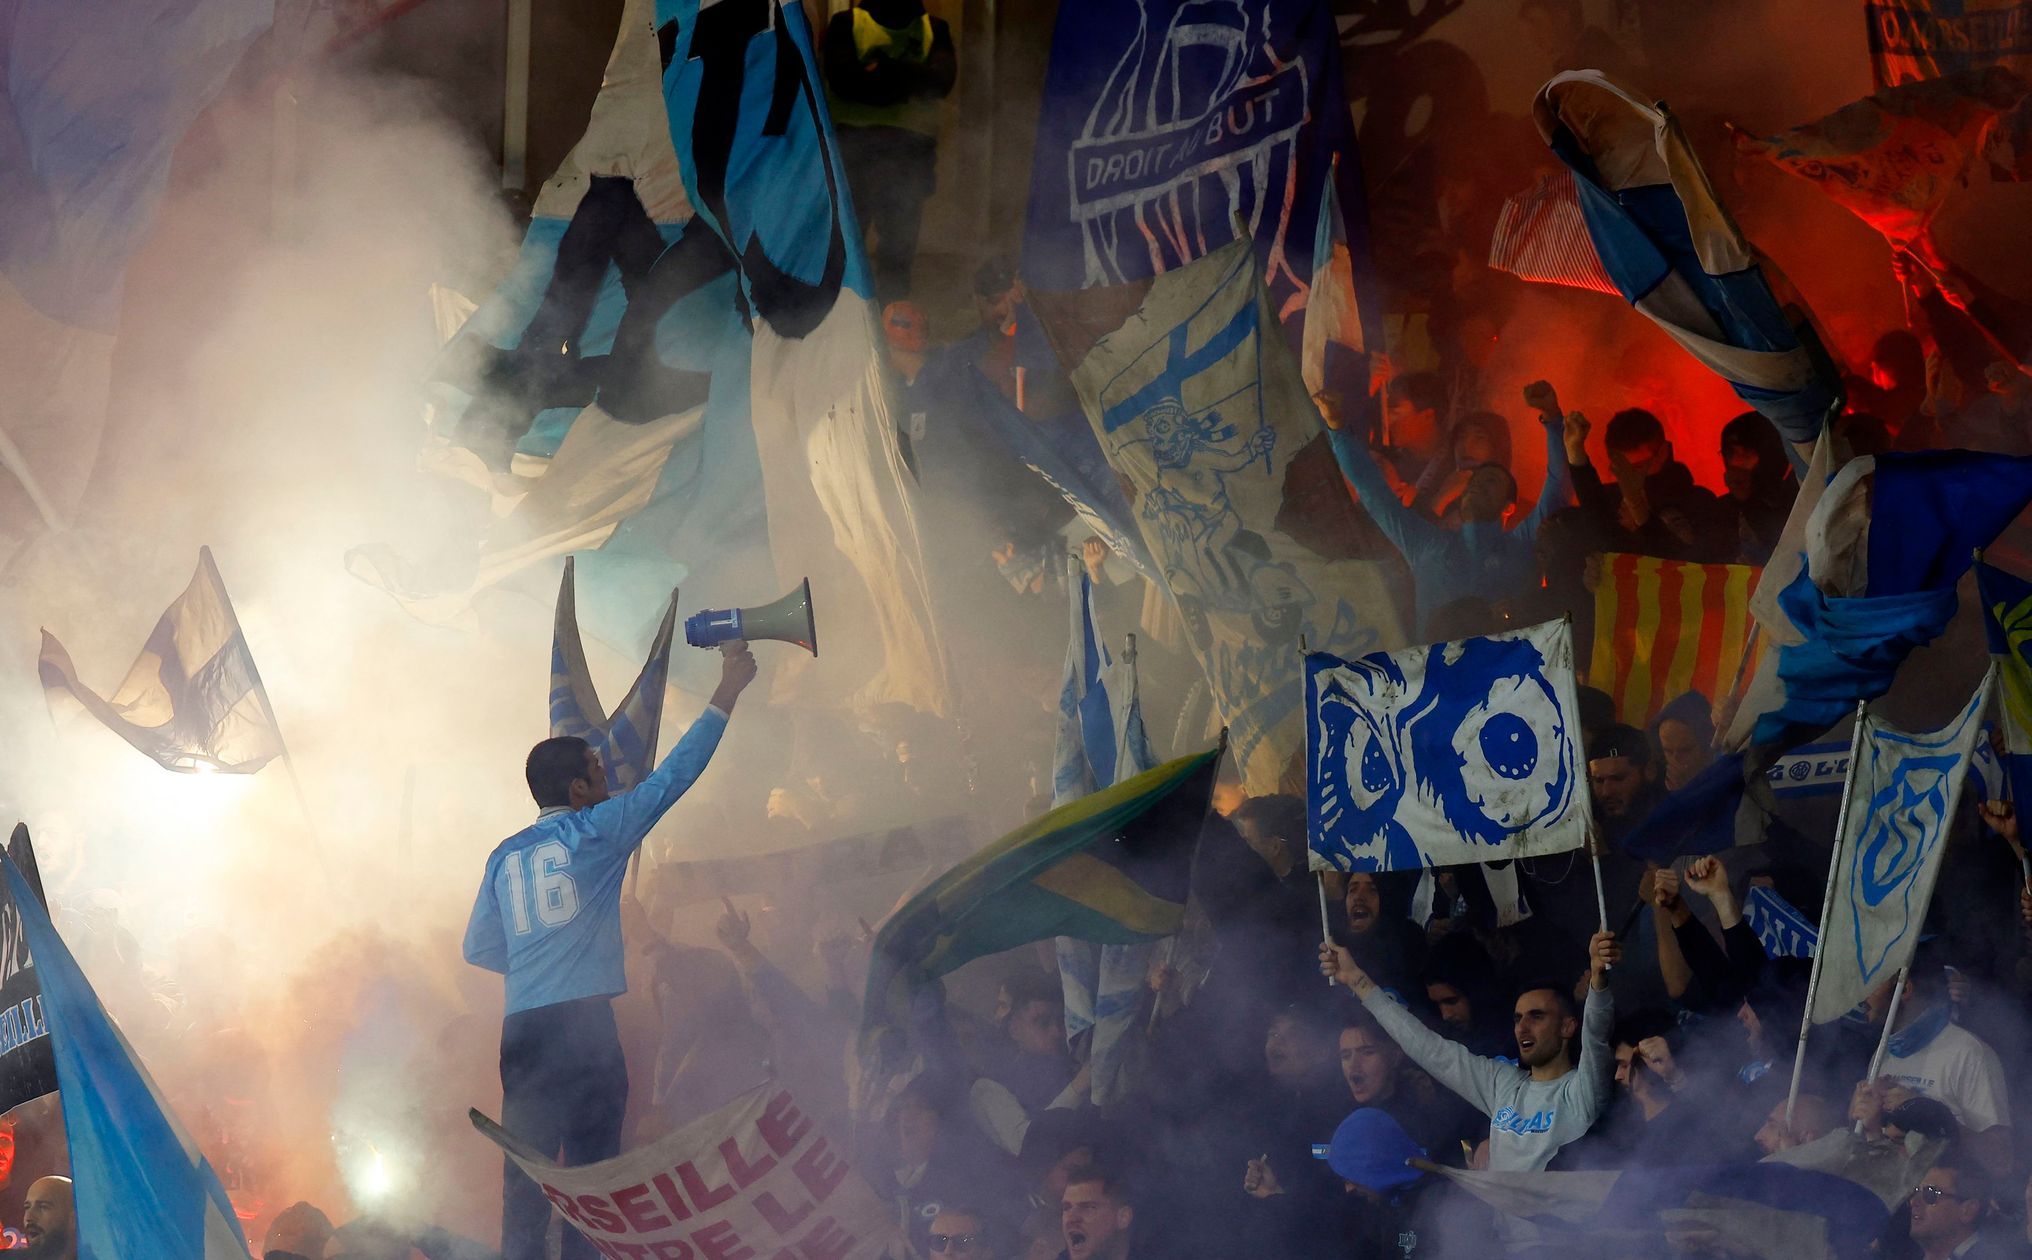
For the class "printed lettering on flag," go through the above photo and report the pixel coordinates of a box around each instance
[1063,238,1404,792]
[475,1085,894,1258]
[1764,741,1852,798]
[0,828,54,1116]
[1306,619,1592,872]
[1811,669,1994,1024]
[1744,884,1819,959]
[1488,170,1620,295]
[1867,0,2032,88]
[1589,553,1761,725]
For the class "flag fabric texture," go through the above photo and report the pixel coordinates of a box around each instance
[473,1084,895,1259]
[550,556,679,792]
[0,826,56,1116]
[0,0,271,542]
[1868,0,2032,88]
[1745,884,1819,959]
[40,548,284,774]
[1977,557,2032,808]
[1588,552,1761,725]
[1018,0,1377,357]
[1810,668,1994,1024]
[1306,619,1592,872]
[1733,67,2029,247]
[658,0,954,716]
[1302,164,1367,400]
[353,0,761,640]
[1,849,250,1259]
[1051,562,1162,1105]
[1534,71,1842,445]
[1054,237,1405,793]
[864,746,1220,1029]
[1487,169,1622,295]
[1434,1161,1888,1260]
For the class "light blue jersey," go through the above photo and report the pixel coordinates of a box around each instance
[463,706,727,1015]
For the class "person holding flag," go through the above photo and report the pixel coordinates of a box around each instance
[463,642,757,1260]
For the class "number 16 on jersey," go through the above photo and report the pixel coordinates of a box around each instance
[503,840,580,932]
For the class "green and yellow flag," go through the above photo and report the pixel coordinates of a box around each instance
[863,744,1222,1027]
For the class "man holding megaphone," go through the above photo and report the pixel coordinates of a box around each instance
[463,634,758,1260]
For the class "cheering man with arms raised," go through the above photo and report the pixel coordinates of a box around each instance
[465,643,757,1260]
[1320,930,1619,1171]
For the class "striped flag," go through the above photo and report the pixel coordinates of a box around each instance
[1487,170,1621,295]
[1744,884,1817,959]
[1589,552,1761,725]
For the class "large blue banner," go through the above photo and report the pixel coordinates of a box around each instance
[1019,0,1375,364]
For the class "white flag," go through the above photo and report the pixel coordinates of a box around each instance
[1810,667,1994,1023]
[1306,619,1592,871]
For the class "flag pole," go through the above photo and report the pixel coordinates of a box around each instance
[1566,611,1611,937]
[1854,964,1911,1135]
[1788,698,1869,1129]
[1318,876,1337,988]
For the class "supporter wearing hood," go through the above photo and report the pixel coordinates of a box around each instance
[1716,413,1796,565]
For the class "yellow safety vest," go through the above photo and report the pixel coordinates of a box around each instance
[826,8,944,136]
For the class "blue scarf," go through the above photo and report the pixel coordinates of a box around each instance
[1887,1004,1952,1059]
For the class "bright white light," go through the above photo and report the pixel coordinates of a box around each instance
[358,1148,393,1202]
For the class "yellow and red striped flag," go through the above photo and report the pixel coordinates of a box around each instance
[1589,553,1761,725]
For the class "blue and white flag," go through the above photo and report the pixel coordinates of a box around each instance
[1764,740,1853,799]
[1306,618,1591,872]
[550,556,678,792]
[1302,161,1366,403]
[1744,885,1818,959]
[0,849,249,1258]
[658,0,953,716]
[1018,0,1377,357]
[1052,559,1160,1105]
[1060,237,1404,794]
[1809,668,1994,1024]
[1534,71,1841,447]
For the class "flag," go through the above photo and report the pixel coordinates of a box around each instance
[549,556,679,793]
[1745,884,1819,959]
[1051,562,1163,1105]
[658,0,953,716]
[1976,557,2032,807]
[1306,619,1591,872]
[1049,237,1405,794]
[1732,67,2028,248]
[1018,0,1378,353]
[1534,71,1842,446]
[1810,669,1993,1024]
[1731,446,2032,753]
[1433,1161,1888,1260]
[1588,553,1761,725]
[1302,163,1367,401]
[0,0,271,548]
[1764,740,1855,799]
[0,849,249,1258]
[39,548,285,774]
[0,826,56,1116]
[473,1084,895,1259]
[1487,169,1622,296]
[1867,0,2032,88]
[864,746,1221,1030]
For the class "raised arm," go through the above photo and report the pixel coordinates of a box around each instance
[1569,932,1620,1122]
[584,645,757,847]
[1321,941,1500,1115]
[1518,406,1576,535]
[1326,426,1435,560]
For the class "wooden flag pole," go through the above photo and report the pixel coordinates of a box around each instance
[1318,876,1336,987]
[1788,699,1869,1129]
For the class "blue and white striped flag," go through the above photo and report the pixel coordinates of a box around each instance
[0,849,248,1259]
[1053,560,1160,1105]
[1744,885,1818,959]
[549,556,678,792]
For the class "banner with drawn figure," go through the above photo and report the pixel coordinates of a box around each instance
[1810,668,1994,1024]
[1020,0,1377,391]
[1064,237,1405,792]
[1305,619,1592,872]
[1868,0,2032,88]
[474,1085,895,1260]
[0,827,55,1116]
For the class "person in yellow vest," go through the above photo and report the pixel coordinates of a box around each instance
[823,0,957,300]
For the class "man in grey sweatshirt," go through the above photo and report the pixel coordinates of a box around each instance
[1319,930,1620,1172]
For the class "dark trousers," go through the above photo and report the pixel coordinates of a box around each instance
[835,124,939,302]
[500,995,628,1260]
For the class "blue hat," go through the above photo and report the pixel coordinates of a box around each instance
[1325,1109,1427,1193]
